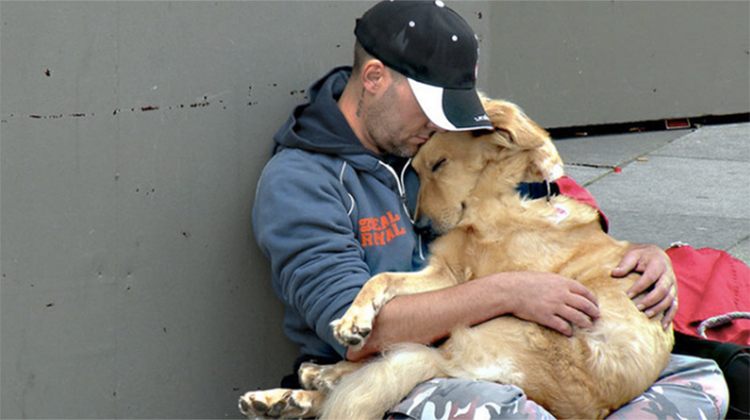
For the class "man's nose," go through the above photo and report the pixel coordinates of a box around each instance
[426,121,448,133]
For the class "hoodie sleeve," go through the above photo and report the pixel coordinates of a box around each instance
[253,150,371,357]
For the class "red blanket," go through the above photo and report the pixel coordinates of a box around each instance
[667,244,750,346]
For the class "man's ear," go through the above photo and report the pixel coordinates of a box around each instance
[360,60,387,94]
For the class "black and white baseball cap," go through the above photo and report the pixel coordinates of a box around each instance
[355,0,492,131]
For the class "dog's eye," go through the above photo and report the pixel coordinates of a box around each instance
[432,158,447,172]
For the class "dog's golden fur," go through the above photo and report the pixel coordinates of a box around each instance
[240,99,674,420]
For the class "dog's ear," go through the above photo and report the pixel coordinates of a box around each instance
[481,99,564,181]
[483,100,547,150]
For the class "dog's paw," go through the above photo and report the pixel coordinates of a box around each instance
[331,306,375,348]
[299,362,350,393]
[239,389,318,419]
[298,362,326,391]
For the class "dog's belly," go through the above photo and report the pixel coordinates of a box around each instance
[434,288,673,419]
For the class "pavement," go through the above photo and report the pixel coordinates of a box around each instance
[551,122,750,266]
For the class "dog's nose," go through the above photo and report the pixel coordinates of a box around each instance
[414,216,439,240]
[414,215,430,232]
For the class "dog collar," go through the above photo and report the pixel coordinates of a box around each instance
[516,181,560,202]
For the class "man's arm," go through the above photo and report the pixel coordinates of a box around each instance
[346,271,601,361]
[254,153,374,357]
[346,247,676,362]
[345,176,676,361]
[346,191,677,361]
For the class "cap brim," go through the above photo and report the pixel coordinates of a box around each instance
[408,78,493,132]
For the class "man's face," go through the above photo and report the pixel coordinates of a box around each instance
[363,75,446,158]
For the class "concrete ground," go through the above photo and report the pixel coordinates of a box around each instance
[552,122,750,266]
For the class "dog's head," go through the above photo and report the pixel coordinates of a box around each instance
[412,99,564,235]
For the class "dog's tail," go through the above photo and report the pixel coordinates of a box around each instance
[320,343,444,420]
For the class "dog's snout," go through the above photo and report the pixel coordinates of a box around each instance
[414,217,440,243]
[414,215,431,233]
[414,216,440,241]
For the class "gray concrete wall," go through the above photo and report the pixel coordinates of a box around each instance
[1,1,747,419]
[486,1,750,128]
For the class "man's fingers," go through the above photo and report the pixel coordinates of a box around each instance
[663,297,678,330]
[627,277,649,299]
[569,281,599,307]
[642,292,672,318]
[625,260,666,298]
[633,278,670,310]
[559,306,595,330]
[547,316,574,337]
[568,292,600,320]
[612,248,645,278]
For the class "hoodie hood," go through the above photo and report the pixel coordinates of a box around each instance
[273,66,375,158]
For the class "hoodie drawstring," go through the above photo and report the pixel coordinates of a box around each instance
[378,160,413,223]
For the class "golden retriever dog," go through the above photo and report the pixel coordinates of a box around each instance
[240,98,674,420]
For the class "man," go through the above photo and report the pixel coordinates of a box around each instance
[252,1,728,418]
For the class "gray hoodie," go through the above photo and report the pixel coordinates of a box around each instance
[253,66,427,359]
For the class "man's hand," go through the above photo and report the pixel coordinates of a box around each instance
[508,272,600,337]
[612,244,677,330]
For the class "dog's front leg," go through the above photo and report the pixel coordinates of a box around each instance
[299,361,362,393]
[331,264,455,349]
[239,389,324,419]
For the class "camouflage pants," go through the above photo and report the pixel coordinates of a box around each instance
[386,355,729,420]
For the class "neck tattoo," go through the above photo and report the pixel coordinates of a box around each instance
[356,87,365,118]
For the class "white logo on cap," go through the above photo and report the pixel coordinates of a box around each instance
[435,0,445,7]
